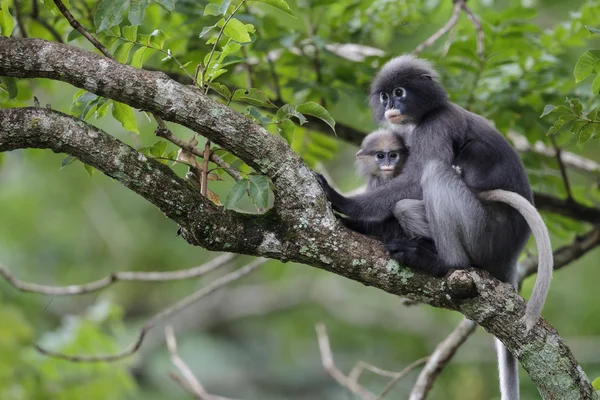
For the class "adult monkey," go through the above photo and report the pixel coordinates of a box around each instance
[315,55,553,400]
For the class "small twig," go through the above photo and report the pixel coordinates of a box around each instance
[155,118,243,181]
[460,1,485,60]
[52,0,113,59]
[409,318,477,400]
[413,1,462,55]
[519,226,600,281]
[265,53,282,100]
[201,140,211,197]
[166,326,238,400]
[0,254,236,295]
[240,47,254,88]
[166,326,209,398]
[315,323,377,400]
[31,0,63,43]
[376,357,429,400]
[204,0,247,94]
[35,258,266,362]
[549,135,573,202]
[13,0,28,38]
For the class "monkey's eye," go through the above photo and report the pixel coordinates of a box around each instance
[393,87,406,98]
[389,152,398,159]
[379,92,388,103]
[376,152,385,160]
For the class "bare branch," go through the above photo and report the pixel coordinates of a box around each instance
[549,135,574,201]
[0,254,236,295]
[375,358,429,400]
[460,1,484,60]
[315,323,377,400]
[519,226,600,281]
[409,319,477,400]
[35,258,266,362]
[52,0,113,59]
[413,1,462,55]
[508,131,600,177]
[166,326,237,400]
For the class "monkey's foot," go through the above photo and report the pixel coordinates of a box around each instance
[385,237,449,277]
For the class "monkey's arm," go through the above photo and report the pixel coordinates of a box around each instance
[315,173,423,220]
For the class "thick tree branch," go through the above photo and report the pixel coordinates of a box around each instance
[0,38,596,398]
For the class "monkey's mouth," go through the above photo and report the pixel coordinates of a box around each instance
[384,109,407,124]
[380,166,394,172]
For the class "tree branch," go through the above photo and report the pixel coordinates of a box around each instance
[0,254,236,295]
[35,258,266,362]
[0,38,596,398]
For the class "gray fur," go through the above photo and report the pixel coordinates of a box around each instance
[317,54,555,400]
[393,199,430,238]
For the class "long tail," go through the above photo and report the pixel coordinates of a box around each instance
[478,189,553,331]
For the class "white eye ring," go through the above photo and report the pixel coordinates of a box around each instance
[393,87,406,98]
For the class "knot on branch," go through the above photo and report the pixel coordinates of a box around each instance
[447,270,478,298]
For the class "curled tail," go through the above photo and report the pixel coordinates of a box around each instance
[478,189,553,331]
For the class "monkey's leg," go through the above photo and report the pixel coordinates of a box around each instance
[420,159,487,267]
[393,199,431,238]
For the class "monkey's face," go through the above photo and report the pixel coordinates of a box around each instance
[369,57,448,125]
[356,147,406,179]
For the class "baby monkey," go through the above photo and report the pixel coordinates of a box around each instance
[352,127,461,240]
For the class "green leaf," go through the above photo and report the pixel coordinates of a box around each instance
[548,116,572,135]
[247,107,272,126]
[579,123,598,144]
[96,99,112,118]
[94,0,131,32]
[540,105,556,118]
[220,41,241,60]
[148,141,168,157]
[70,91,98,117]
[60,156,77,170]
[151,0,174,10]
[223,18,251,43]
[248,175,270,209]
[224,179,248,209]
[204,3,221,16]
[199,24,218,38]
[112,101,139,134]
[130,46,148,68]
[0,0,15,37]
[592,75,600,95]
[122,25,138,41]
[0,76,18,99]
[149,29,169,49]
[218,0,233,14]
[585,26,600,36]
[84,163,95,177]
[209,82,232,99]
[592,376,600,390]
[296,102,336,132]
[129,0,148,25]
[278,119,295,144]
[232,88,276,108]
[114,42,135,63]
[574,50,600,82]
[276,104,307,124]
[67,28,83,42]
[249,0,295,16]
[568,98,583,116]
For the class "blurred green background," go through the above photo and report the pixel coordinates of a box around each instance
[2,0,600,399]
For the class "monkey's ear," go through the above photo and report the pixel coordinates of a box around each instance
[356,148,365,156]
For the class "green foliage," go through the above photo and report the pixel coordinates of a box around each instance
[0,0,14,37]
[592,376,600,390]
[0,297,136,399]
[0,76,17,99]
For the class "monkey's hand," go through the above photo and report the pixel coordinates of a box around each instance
[313,173,346,213]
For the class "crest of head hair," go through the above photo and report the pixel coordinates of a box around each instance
[378,54,439,81]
